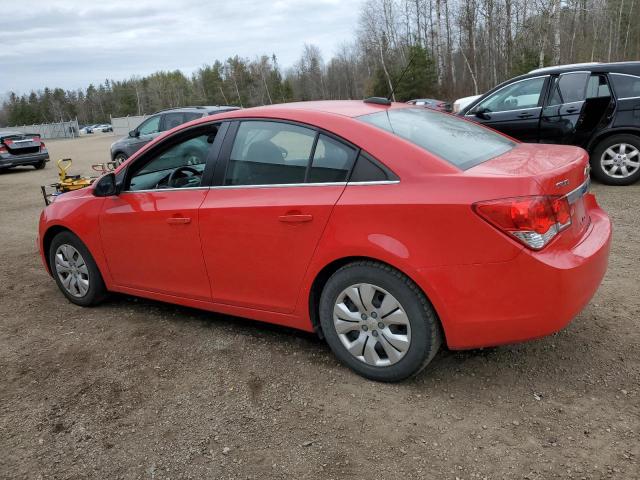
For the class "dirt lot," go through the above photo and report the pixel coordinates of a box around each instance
[0,134,638,479]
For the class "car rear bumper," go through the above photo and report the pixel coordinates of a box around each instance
[419,193,612,349]
[0,152,49,168]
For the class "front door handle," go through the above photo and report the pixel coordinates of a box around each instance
[565,107,578,113]
[278,214,313,223]
[167,217,191,225]
[518,112,534,118]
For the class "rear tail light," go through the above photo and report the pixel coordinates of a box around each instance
[40,141,47,151]
[473,195,572,250]
[0,144,7,154]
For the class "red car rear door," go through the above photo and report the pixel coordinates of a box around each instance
[199,120,357,313]
[100,124,223,301]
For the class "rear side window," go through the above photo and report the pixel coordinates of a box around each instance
[586,74,611,98]
[162,112,203,131]
[350,152,397,182]
[610,73,640,99]
[358,108,515,170]
[225,121,316,186]
[547,72,589,105]
[308,134,356,183]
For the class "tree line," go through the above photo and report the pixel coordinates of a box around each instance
[2,0,639,126]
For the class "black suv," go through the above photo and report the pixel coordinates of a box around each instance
[460,62,640,185]
[110,106,239,164]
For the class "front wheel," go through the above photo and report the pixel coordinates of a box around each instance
[319,261,442,382]
[49,231,108,306]
[113,152,128,165]
[590,134,640,186]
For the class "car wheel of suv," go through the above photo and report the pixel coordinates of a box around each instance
[591,134,640,186]
[114,152,128,165]
[34,160,46,170]
[319,261,442,382]
[49,231,108,307]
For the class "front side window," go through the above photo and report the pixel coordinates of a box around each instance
[137,115,161,136]
[547,72,589,105]
[359,108,515,170]
[128,130,216,191]
[473,77,547,113]
[225,121,316,186]
[610,73,640,99]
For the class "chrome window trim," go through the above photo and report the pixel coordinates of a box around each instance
[120,186,210,194]
[465,106,542,117]
[120,180,401,193]
[616,95,640,100]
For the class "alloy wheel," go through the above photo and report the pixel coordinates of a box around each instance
[600,143,640,178]
[333,283,411,367]
[54,244,90,298]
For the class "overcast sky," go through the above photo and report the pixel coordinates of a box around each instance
[0,0,361,96]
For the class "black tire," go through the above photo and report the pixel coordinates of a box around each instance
[48,231,108,307]
[34,160,46,170]
[319,261,442,382]
[590,134,640,186]
[113,152,128,165]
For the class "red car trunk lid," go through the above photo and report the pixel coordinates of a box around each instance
[471,143,592,246]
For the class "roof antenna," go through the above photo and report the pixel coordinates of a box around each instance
[363,51,418,106]
[387,52,417,102]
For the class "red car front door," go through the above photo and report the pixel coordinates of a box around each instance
[199,121,357,313]
[99,128,219,301]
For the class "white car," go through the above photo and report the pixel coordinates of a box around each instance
[92,124,113,133]
[452,94,482,114]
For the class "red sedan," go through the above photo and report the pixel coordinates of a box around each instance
[38,100,611,381]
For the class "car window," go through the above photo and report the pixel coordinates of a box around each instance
[359,108,515,170]
[610,73,640,99]
[162,112,203,132]
[308,134,356,183]
[128,131,216,191]
[138,116,161,136]
[547,72,589,106]
[473,77,546,113]
[225,121,316,186]
[586,74,611,98]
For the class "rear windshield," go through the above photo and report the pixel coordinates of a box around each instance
[358,108,515,170]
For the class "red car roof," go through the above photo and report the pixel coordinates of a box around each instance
[216,100,412,119]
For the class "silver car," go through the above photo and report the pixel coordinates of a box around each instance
[110,106,239,164]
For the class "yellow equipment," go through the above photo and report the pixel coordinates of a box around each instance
[41,158,117,205]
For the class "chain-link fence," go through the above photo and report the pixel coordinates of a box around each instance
[9,119,80,139]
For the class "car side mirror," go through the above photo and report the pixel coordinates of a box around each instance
[474,108,490,119]
[129,130,139,138]
[93,172,119,197]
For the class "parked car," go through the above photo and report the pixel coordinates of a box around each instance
[406,98,451,112]
[0,130,49,170]
[460,61,640,185]
[39,100,610,381]
[93,124,113,133]
[452,94,482,114]
[110,106,239,164]
[80,125,94,134]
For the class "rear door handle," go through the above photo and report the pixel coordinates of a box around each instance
[278,214,313,223]
[565,107,578,113]
[167,217,191,225]
[518,112,534,118]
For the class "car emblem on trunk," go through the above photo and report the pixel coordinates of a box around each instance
[556,179,570,188]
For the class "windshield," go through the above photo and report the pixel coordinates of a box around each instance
[358,108,515,170]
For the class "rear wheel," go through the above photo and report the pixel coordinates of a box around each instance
[49,231,107,307]
[34,160,46,169]
[590,134,640,185]
[319,261,442,382]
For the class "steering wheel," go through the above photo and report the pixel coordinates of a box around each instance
[167,166,202,188]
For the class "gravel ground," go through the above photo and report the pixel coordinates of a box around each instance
[0,134,638,479]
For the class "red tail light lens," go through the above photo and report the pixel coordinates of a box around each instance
[40,141,46,151]
[473,195,572,250]
[0,144,7,154]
